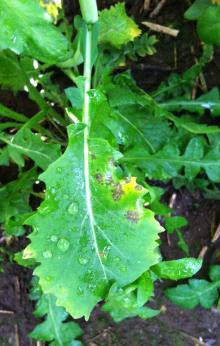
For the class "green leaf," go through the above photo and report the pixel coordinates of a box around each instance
[102,283,159,322]
[99,3,141,48]
[165,216,188,234]
[184,0,211,20]
[24,124,163,319]
[152,258,202,280]
[166,279,219,309]
[209,265,220,282]
[137,272,154,306]
[108,105,171,153]
[197,6,220,45]
[30,294,82,345]
[0,128,61,170]
[0,0,71,64]
[123,138,220,182]
[160,88,220,116]
[167,114,220,134]
[0,169,36,236]
[0,51,37,92]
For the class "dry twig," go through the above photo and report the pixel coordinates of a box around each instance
[150,0,168,18]
[142,21,179,37]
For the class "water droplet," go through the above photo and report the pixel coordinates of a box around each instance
[57,238,70,252]
[102,246,111,259]
[43,250,52,259]
[50,235,58,242]
[120,266,127,272]
[45,275,52,282]
[88,283,96,292]
[50,187,56,194]
[78,256,88,265]
[113,256,120,263]
[56,167,62,173]
[77,286,84,296]
[38,204,53,215]
[68,202,78,215]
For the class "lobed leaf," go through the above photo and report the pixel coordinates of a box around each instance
[0,169,36,236]
[24,124,163,319]
[30,294,82,345]
[103,281,159,322]
[99,3,141,48]
[123,138,220,182]
[0,128,61,170]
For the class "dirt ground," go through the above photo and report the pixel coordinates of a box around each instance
[1,0,220,345]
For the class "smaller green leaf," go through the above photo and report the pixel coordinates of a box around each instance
[0,128,61,170]
[0,169,36,236]
[197,7,220,45]
[30,294,82,345]
[209,265,220,282]
[165,216,188,234]
[99,3,141,48]
[166,279,219,309]
[152,258,202,280]
[184,0,211,20]
[103,283,159,322]
[0,51,37,92]
[14,251,36,268]
[137,272,154,306]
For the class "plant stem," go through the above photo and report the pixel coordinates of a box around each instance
[79,0,98,23]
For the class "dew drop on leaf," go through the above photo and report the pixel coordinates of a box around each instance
[88,283,96,292]
[38,205,53,215]
[50,187,56,194]
[57,238,70,252]
[43,250,52,259]
[77,286,84,296]
[68,202,79,215]
[50,235,58,242]
[113,256,120,263]
[45,275,53,282]
[78,256,88,265]
[120,266,127,272]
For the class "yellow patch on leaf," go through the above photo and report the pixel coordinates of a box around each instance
[121,177,143,194]
[40,0,62,20]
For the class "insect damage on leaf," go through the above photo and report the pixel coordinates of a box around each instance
[24,124,163,320]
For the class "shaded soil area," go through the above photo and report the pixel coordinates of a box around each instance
[1,0,220,345]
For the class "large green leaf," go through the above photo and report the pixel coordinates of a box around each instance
[24,124,163,319]
[99,3,141,48]
[0,0,71,64]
